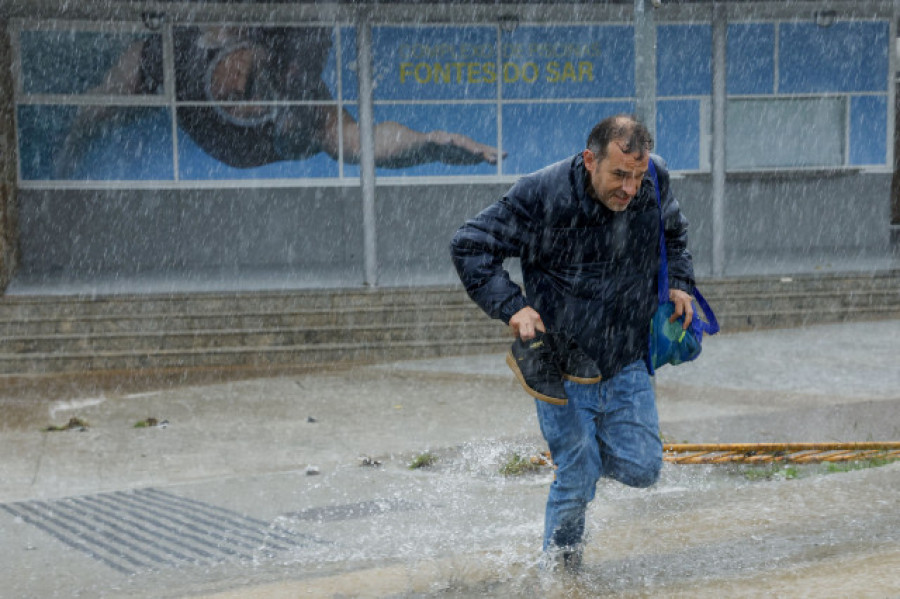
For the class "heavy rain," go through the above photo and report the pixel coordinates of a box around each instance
[0,0,899,597]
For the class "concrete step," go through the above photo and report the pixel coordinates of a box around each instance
[3,275,897,330]
[2,290,897,343]
[697,270,900,295]
[716,305,900,331]
[0,320,506,355]
[0,336,511,376]
[2,288,897,338]
[2,300,896,358]
[0,287,474,320]
[704,288,900,314]
[0,304,487,337]
[0,271,898,377]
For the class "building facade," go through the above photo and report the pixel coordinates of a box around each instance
[0,0,896,294]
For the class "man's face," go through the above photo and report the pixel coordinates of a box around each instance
[583,140,649,212]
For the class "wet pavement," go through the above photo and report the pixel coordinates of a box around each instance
[1,320,899,598]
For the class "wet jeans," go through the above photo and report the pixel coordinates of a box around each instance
[534,359,662,551]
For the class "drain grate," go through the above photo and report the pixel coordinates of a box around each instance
[1,488,318,575]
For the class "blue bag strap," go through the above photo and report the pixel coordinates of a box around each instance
[647,159,669,305]
[691,287,720,335]
[646,158,665,376]
[649,159,720,336]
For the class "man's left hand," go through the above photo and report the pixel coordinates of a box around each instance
[668,289,694,329]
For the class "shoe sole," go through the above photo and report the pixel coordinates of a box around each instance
[505,352,568,406]
[561,373,603,384]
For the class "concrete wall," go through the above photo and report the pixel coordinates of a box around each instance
[14,171,892,289]
[374,183,508,287]
[16,188,366,288]
[14,182,509,289]
[676,171,892,276]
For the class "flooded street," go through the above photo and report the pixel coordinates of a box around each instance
[1,321,899,598]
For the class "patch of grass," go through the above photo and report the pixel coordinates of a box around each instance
[740,463,800,481]
[408,452,438,470]
[825,457,898,474]
[732,456,898,482]
[499,453,544,477]
[133,417,159,428]
[43,417,89,432]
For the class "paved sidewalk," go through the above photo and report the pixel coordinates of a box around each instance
[1,320,899,598]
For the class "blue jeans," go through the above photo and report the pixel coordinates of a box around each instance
[534,359,662,551]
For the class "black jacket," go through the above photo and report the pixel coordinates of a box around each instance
[450,153,694,379]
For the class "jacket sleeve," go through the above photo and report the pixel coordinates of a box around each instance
[654,156,696,293]
[449,188,538,324]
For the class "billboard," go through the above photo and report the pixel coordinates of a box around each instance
[14,19,890,183]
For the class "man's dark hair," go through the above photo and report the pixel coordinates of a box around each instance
[586,114,654,160]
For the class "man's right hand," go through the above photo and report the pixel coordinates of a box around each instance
[509,306,545,340]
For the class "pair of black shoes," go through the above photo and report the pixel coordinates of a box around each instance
[505,331,601,405]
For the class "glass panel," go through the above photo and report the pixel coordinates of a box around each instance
[779,21,889,94]
[656,100,700,171]
[726,98,845,169]
[371,103,498,177]
[334,26,355,101]
[727,23,775,95]
[657,25,710,97]
[172,25,338,103]
[500,25,633,100]
[168,26,346,179]
[176,107,339,180]
[18,105,173,180]
[849,95,887,166]
[19,31,163,96]
[502,101,634,175]
[372,26,497,101]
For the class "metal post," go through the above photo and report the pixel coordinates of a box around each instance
[889,0,897,172]
[634,0,657,138]
[356,16,378,287]
[711,1,727,277]
[638,0,657,388]
[890,0,900,260]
